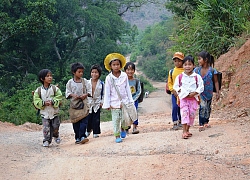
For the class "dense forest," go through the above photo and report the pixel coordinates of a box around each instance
[1,0,250,125]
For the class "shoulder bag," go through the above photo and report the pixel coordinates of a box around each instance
[69,78,90,123]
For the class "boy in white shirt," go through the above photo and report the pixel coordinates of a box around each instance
[65,62,92,144]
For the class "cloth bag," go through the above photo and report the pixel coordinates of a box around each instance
[111,78,137,126]
[121,102,137,126]
[68,78,89,123]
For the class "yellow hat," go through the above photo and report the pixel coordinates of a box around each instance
[172,52,184,60]
[104,53,127,71]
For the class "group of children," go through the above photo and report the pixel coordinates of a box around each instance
[167,51,220,139]
[33,53,141,147]
[33,50,220,147]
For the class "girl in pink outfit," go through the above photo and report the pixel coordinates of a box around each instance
[173,55,204,139]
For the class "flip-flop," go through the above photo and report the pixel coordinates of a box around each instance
[182,133,189,139]
[199,126,205,132]
[187,132,192,137]
[204,124,211,128]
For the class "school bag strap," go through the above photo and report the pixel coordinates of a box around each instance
[170,69,174,81]
[37,85,57,98]
[178,73,198,87]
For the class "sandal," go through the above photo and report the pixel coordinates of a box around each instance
[204,124,211,128]
[199,126,205,132]
[182,133,189,139]
[186,132,192,137]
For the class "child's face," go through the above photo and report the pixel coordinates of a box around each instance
[198,56,206,66]
[173,58,183,68]
[74,68,84,79]
[110,60,121,72]
[183,60,195,74]
[125,65,135,78]
[43,72,53,84]
[91,69,100,80]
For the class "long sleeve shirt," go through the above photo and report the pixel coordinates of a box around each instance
[167,67,184,92]
[33,85,63,119]
[87,79,104,113]
[173,72,204,101]
[102,71,134,109]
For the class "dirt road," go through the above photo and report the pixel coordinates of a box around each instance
[0,81,250,180]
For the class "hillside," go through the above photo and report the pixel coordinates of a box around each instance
[122,2,171,30]
[213,39,250,119]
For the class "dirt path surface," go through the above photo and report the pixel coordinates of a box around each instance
[1,81,250,180]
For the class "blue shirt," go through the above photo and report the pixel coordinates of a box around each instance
[128,79,141,102]
[194,67,218,101]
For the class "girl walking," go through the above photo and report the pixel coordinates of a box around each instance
[173,55,204,139]
[102,53,134,143]
[195,51,220,131]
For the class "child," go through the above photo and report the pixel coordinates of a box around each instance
[124,62,141,134]
[102,53,134,143]
[65,62,92,144]
[194,51,220,131]
[33,69,63,147]
[167,52,185,130]
[86,64,103,138]
[173,55,204,139]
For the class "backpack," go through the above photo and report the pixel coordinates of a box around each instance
[195,67,222,92]
[177,73,201,106]
[212,69,222,92]
[135,79,144,103]
[166,69,173,94]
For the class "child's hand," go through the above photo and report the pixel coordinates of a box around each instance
[44,100,52,106]
[188,92,197,98]
[172,90,178,97]
[71,94,79,99]
[79,94,88,100]
[215,92,220,101]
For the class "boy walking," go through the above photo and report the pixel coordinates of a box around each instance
[167,52,184,130]
[65,62,92,144]
[124,62,141,134]
[33,69,63,147]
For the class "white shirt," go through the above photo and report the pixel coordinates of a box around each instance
[65,78,92,101]
[87,79,104,113]
[102,71,134,109]
[173,72,204,100]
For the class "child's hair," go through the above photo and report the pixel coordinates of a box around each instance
[109,59,122,70]
[71,62,85,73]
[90,64,102,78]
[124,62,135,71]
[38,69,52,84]
[183,55,195,65]
[198,51,214,67]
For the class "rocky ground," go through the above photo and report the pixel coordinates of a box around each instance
[0,81,250,180]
